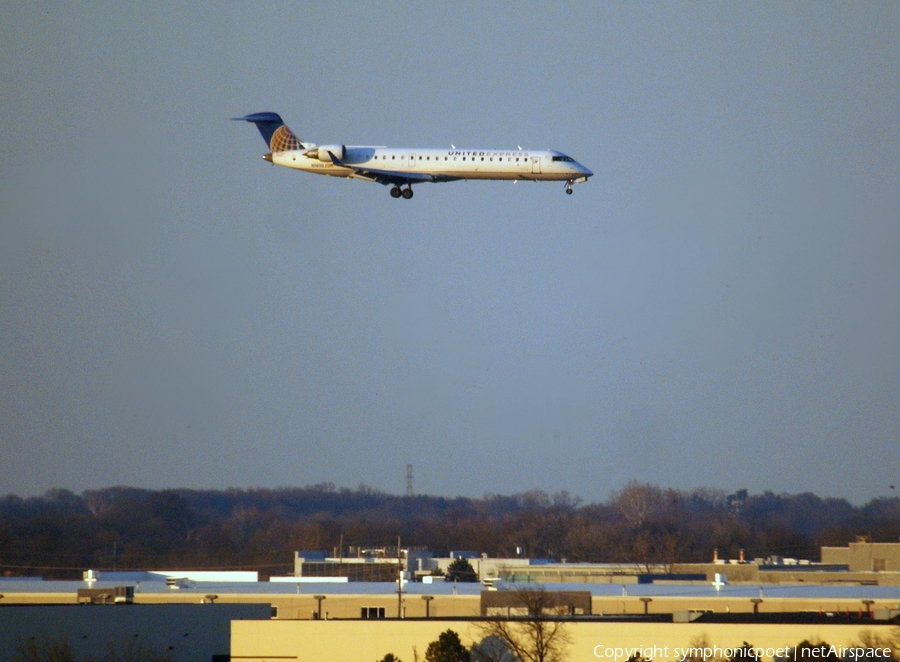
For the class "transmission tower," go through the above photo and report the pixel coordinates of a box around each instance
[406,464,413,497]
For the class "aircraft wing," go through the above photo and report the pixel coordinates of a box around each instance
[328,152,461,187]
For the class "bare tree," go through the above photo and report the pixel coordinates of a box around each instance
[611,481,663,528]
[475,587,573,662]
[851,629,900,661]
[470,635,517,662]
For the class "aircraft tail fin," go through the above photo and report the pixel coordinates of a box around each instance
[232,112,304,151]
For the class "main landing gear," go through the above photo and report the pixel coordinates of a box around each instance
[390,186,414,199]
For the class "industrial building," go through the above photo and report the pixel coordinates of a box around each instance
[822,542,900,572]
[4,544,900,661]
[0,603,270,662]
[297,545,900,587]
[4,573,900,621]
[231,619,900,662]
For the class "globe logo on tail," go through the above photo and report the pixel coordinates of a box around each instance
[270,125,302,152]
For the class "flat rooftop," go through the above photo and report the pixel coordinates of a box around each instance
[3,578,900,601]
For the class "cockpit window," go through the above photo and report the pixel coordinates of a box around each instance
[552,155,575,162]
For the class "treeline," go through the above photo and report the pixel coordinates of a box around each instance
[1,482,898,578]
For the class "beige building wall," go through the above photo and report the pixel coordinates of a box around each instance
[4,591,899,620]
[848,544,900,572]
[150,592,900,620]
[821,547,851,565]
[591,595,899,617]
[818,543,900,573]
[232,619,900,662]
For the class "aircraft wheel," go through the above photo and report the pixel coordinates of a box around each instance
[390,187,402,198]
[402,188,414,199]
[566,188,573,195]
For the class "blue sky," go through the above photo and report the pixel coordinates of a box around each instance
[2,3,899,503]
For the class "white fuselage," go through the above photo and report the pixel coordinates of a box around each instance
[270,146,592,182]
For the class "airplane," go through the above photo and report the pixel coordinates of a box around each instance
[233,112,592,199]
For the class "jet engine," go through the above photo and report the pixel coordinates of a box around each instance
[310,145,346,162]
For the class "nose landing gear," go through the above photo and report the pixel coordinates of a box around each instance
[565,180,574,195]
